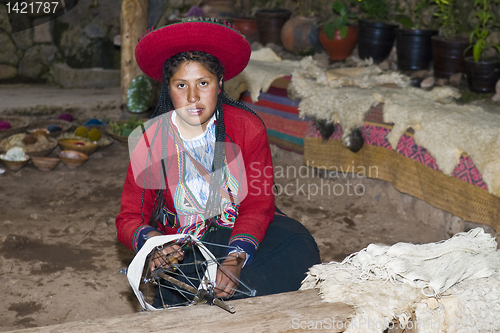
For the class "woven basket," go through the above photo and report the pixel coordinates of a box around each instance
[26,119,73,137]
[0,116,30,140]
[304,137,500,233]
[0,134,57,157]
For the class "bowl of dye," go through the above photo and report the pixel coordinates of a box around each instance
[58,138,98,156]
[57,150,88,169]
[31,156,60,171]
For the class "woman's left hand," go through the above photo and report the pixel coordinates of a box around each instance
[214,252,246,299]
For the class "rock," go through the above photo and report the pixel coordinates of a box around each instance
[18,45,57,79]
[11,29,33,50]
[378,60,390,71]
[410,70,429,79]
[0,4,11,32]
[83,23,105,39]
[313,51,330,69]
[0,32,20,66]
[0,64,17,80]
[33,18,52,43]
[420,76,435,89]
[435,78,448,86]
[53,63,120,88]
[449,72,463,86]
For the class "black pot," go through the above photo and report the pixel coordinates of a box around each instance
[465,56,500,93]
[358,19,398,63]
[396,29,437,71]
[255,9,291,46]
[432,36,472,78]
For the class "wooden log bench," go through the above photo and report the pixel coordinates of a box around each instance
[4,289,354,333]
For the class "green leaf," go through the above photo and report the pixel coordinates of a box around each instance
[332,1,345,14]
[127,75,153,113]
[324,23,335,40]
[339,25,348,39]
[473,41,481,62]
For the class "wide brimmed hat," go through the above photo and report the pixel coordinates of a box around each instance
[135,19,251,82]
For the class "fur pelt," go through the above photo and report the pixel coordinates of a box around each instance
[301,228,500,333]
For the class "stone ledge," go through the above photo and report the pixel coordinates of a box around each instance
[53,63,120,89]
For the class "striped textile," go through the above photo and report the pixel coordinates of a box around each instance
[239,79,308,154]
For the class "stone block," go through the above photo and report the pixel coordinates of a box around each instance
[33,18,52,43]
[0,4,12,32]
[0,32,20,66]
[11,29,33,50]
[0,64,17,80]
[53,63,120,88]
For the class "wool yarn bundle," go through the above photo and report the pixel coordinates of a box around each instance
[301,228,500,333]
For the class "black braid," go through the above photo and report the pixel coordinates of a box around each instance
[143,51,265,228]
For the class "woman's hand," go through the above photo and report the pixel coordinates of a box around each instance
[214,252,246,299]
[146,230,184,272]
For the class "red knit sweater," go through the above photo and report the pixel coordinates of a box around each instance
[115,105,275,263]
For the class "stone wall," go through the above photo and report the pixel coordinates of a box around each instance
[0,0,496,85]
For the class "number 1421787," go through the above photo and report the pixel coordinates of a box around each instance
[6,2,59,14]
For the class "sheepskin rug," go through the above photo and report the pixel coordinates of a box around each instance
[301,228,500,332]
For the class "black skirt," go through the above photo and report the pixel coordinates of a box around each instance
[152,207,321,307]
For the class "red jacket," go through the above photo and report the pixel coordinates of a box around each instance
[115,105,275,263]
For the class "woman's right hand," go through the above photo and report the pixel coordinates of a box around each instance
[146,230,184,272]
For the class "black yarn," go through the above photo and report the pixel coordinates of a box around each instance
[142,51,264,229]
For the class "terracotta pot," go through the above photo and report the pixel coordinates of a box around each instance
[465,56,500,93]
[255,9,291,46]
[231,18,259,44]
[281,15,320,55]
[319,26,358,61]
[432,35,472,78]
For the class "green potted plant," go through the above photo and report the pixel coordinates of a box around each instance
[356,0,398,63]
[318,1,358,60]
[393,0,438,71]
[429,0,472,78]
[465,0,500,93]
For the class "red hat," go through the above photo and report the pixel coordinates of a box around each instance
[135,19,251,82]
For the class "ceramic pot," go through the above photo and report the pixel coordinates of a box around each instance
[319,26,358,61]
[358,19,397,63]
[255,9,291,46]
[432,36,472,78]
[465,56,500,93]
[396,29,437,71]
[281,15,320,55]
[231,18,259,44]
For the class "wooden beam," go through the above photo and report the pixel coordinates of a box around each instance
[120,0,148,106]
[4,289,354,333]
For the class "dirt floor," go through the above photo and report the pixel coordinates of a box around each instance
[0,84,498,332]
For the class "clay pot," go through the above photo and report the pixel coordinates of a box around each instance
[232,18,259,44]
[465,56,500,93]
[432,35,472,78]
[396,29,437,71]
[255,9,291,46]
[281,15,320,55]
[358,19,397,63]
[319,26,358,61]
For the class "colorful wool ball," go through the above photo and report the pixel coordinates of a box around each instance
[0,121,12,130]
[58,113,74,122]
[47,124,62,133]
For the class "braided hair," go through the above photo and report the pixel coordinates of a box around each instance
[145,51,262,228]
